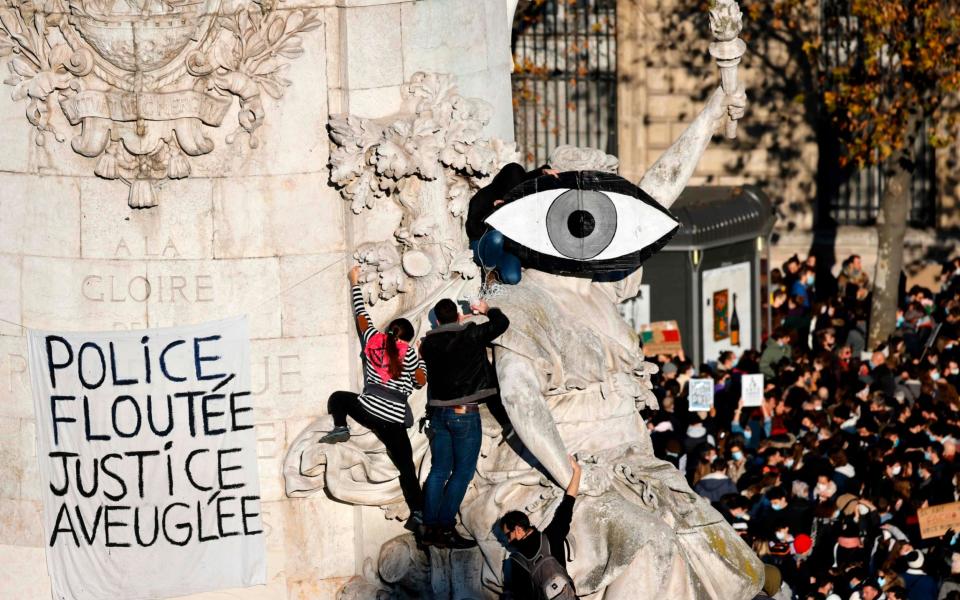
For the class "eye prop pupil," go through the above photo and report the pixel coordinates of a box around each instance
[567,210,596,238]
[546,189,617,260]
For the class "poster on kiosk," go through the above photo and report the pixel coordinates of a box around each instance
[701,261,752,362]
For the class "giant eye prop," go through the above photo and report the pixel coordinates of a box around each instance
[484,171,680,276]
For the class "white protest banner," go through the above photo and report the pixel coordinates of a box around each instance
[742,373,764,407]
[688,378,715,412]
[28,317,265,600]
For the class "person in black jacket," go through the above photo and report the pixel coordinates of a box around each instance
[466,162,557,285]
[419,297,509,548]
[500,455,581,599]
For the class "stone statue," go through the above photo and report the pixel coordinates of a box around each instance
[284,65,762,598]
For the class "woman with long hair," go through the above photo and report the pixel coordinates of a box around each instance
[319,265,427,522]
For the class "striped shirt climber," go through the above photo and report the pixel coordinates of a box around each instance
[352,285,426,424]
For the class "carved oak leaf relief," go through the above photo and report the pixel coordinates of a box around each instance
[0,0,319,207]
[329,72,520,305]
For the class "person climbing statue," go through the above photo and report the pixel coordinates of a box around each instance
[318,265,427,530]
[465,162,559,285]
[418,297,509,548]
[500,455,582,600]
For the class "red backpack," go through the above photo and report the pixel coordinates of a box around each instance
[364,332,409,383]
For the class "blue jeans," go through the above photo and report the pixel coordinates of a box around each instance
[471,230,522,284]
[423,408,482,526]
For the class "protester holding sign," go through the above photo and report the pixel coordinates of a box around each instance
[319,266,428,528]
[640,250,960,600]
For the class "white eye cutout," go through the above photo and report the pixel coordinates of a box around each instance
[485,187,679,262]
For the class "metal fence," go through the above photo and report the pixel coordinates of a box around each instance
[820,0,937,227]
[511,0,618,168]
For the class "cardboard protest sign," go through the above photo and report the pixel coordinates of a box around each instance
[918,501,960,540]
[639,320,683,357]
[742,373,764,407]
[688,378,715,412]
[28,317,265,600]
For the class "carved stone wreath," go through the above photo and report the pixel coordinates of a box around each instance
[0,0,318,207]
[329,72,519,306]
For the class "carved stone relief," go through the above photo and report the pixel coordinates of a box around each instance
[0,0,318,207]
[329,71,519,312]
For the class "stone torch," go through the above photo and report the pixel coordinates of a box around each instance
[708,0,747,139]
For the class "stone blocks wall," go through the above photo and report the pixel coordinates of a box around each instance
[0,1,514,598]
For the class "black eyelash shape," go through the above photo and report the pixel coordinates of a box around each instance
[490,170,680,276]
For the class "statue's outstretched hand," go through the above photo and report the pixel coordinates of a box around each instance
[707,85,748,135]
[634,361,660,411]
[728,87,747,122]
[577,455,613,497]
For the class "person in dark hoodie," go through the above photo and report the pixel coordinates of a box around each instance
[419,297,509,548]
[465,162,558,284]
[500,455,582,599]
[694,457,739,503]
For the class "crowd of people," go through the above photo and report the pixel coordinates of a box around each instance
[644,253,960,600]
[318,155,960,600]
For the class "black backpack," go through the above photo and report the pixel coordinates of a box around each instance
[509,533,576,600]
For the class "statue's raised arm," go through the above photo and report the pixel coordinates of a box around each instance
[641,0,748,209]
[640,86,747,209]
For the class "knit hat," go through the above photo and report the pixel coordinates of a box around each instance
[662,362,678,375]
[762,564,782,596]
[906,550,925,570]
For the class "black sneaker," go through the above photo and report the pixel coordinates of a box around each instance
[405,510,423,534]
[437,526,477,550]
[418,525,442,548]
[318,426,350,444]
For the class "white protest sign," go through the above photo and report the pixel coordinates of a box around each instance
[742,373,764,407]
[688,378,715,411]
[28,317,265,600]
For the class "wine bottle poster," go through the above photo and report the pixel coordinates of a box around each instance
[702,261,752,361]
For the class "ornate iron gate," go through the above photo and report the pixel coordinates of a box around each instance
[511,0,618,168]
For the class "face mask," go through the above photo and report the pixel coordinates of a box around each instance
[744,429,753,440]
[785,459,795,469]
[952,368,959,375]
[897,316,905,327]
[775,531,787,541]
[893,438,900,448]
[878,577,886,587]
[732,451,744,461]
[807,276,815,285]
[858,504,870,516]
[924,452,933,461]
[772,503,785,512]
[932,372,941,381]
[891,465,902,476]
